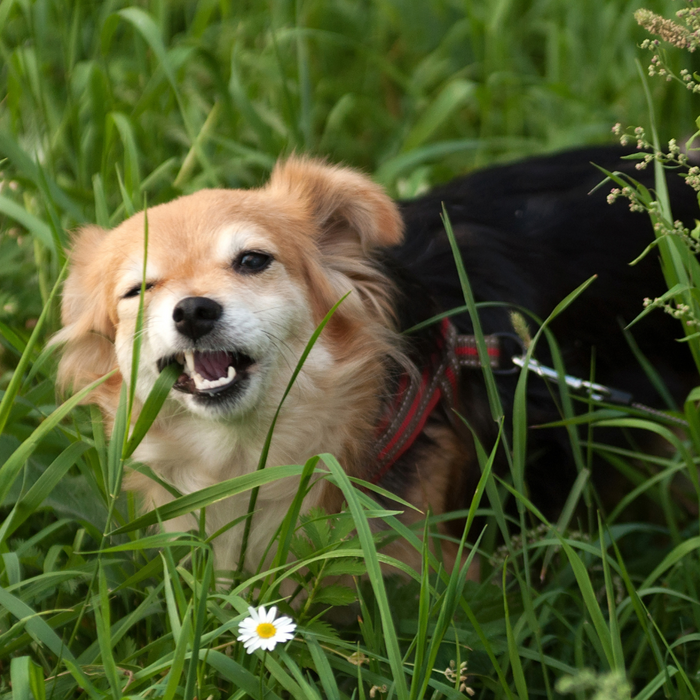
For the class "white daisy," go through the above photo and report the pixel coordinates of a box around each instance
[237,605,297,654]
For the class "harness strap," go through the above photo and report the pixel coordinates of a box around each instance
[368,318,689,487]
[369,319,500,485]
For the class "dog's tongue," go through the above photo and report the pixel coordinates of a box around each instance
[195,351,232,381]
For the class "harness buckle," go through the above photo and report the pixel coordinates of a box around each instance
[490,333,527,375]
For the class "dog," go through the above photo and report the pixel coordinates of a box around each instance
[54,146,698,576]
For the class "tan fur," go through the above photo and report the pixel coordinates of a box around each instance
[55,158,460,576]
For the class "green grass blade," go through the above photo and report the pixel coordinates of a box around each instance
[114,164,135,217]
[540,468,590,577]
[408,519,432,700]
[126,200,149,423]
[204,649,284,699]
[413,525,487,700]
[441,205,502,419]
[510,276,597,493]
[0,194,54,250]
[92,173,110,228]
[639,598,700,700]
[0,370,117,507]
[320,453,409,698]
[402,80,476,152]
[123,362,180,458]
[0,584,75,661]
[0,261,68,435]
[0,441,91,543]
[556,537,615,668]
[503,563,529,700]
[163,602,193,700]
[237,292,349,576]
[108,112,142,197]
[634,667,679,700]
[183,551,213,700]
[174,101,221,188]
[598,518,624,672]
[10,656,44,700]
[95,562,122,699]
[375,139,481,187]
[262,651,305,698]
[260,455,319,599]
[0,320,29,356]
[622,324,678,410]
[117,7,181,102]
[106,381,128,499]
[0,131,84,223]
[305,635,341,700]
[109,463,309,535]
[61,657,105,700]
[161,552,182,640]
[639,535,700,591]
[277,648,324,700]
[93,532,206,553]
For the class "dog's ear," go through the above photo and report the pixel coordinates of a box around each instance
[52,225,120,397]
[267,157,404,253]
[267,158,405,331]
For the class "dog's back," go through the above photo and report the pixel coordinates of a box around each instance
[392,146,698,517]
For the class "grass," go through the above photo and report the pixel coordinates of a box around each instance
[1,0,700,698]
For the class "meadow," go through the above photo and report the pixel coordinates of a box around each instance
[2,0,700,698]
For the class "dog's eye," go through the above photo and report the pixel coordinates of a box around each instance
[235,251,273,274]
[123,283,154,299]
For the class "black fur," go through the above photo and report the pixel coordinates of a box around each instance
[389,146,699,517]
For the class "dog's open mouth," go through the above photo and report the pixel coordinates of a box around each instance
[157,349,255,399]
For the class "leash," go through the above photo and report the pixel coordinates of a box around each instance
[368,320,688,485]
[512,355,689,427]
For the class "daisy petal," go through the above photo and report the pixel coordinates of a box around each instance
[236,604,297,654]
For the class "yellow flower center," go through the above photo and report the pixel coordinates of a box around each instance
[256,622,277,639]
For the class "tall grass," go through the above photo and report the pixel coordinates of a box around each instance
[1,1,700,698]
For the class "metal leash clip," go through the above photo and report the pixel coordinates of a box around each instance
[511,356,634,406]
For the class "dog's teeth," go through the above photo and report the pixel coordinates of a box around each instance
[184,350,195,375]
[191,365,236,392]
[192,370,205,389]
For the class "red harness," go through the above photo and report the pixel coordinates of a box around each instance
[369,318,500,485]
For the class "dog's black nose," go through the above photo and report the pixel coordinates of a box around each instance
[172,296,223,340]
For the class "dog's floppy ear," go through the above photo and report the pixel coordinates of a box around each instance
[52,225,120,397]
[266,158,405,331]
[267,157,404,253]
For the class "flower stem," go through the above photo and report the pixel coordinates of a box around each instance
[260,650,267,698]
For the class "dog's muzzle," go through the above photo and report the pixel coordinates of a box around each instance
[157,296,257,402]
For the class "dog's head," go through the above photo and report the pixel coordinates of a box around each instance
[55,158,404,420]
